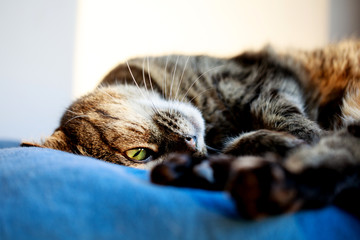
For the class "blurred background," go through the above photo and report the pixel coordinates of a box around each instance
[1,0,360,141]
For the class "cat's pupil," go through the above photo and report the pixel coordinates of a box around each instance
[132,150,141,157]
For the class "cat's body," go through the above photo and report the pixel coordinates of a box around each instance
[24,40,360,218]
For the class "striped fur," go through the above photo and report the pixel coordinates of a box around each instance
[24,40,360,218]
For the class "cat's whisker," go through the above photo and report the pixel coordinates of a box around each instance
[126,60,147,98]
[97,82,105,88]
[142,58,160,114]
[170,87,212,117]
[64,115,90,126]
[96,82,112,92]
[206,145,221,154]
[147,56,160,114]
[126,61,160,115]
[147,56,156,96]
[141,58,157,114]
[180,65,224,103]
[163,56,170,100]
[169,55,180,101]
[65,109,86,116]
[188,87,214,103]
[142,58,148,91]
[115,77,120,86]
[125,61,160,115]
[96,87,120,103]
[174,55,191,102]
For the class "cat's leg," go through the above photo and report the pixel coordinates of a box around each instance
[223,129,305,157]
[151,123,360,218]
[227,122,360,219]
[223,85,323,157]
[250,89,322,144]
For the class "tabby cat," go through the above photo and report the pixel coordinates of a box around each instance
[23,40,360,219]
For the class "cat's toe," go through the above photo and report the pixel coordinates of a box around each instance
[226,156,302,219]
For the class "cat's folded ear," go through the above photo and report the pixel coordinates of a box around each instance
[21,141,44,148]
[100,61,157,88]
[21,130,72,152]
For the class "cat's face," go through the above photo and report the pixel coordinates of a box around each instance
[39,85,207,169]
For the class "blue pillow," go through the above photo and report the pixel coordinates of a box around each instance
[0,143,359,240]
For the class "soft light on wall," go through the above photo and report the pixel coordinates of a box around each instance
[73,0,329,98]
[1,0,359,141]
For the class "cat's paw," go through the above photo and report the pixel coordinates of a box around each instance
[151,153,239,190]
[226,155,302,219]
[150,153,216,190]
[223,129,306,157]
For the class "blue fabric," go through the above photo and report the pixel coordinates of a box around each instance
[0,143,359,240]
[0,139,20,149]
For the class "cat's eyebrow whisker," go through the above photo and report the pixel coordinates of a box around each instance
[147,57,160,114]
[126,61,160,115]
[180,65,224,103]
[97,82,105,88]
[126,60,147,98]
[142,58,156,113]
[174,55,191,102]
[170,86,212,115]
[169,55,180,101]
[147,56,156,96]
[142,58,148,92]
[163,55,170,100]
[65,109,87,115]
[142,57,160,113]
[188,87,214,103]
[64,115,90,126]
[96,87,120,103]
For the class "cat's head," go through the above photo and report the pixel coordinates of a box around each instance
[23,84,207,169]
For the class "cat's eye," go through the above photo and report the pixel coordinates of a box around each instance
[124,148,151,162]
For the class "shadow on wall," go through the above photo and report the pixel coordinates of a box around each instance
[329,0,360,41]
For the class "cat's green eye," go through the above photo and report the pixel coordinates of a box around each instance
[124,148,150,161]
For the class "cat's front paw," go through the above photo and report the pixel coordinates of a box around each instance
[227,155,302,219]
[150,153,216,190]
[223,129,306,157]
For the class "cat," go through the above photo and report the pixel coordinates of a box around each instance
[23,39,360,219]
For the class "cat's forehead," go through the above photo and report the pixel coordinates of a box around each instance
[77,84,205,141]
[94,85,205,130]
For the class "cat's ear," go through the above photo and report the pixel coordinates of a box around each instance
[101,62,156,87]
[21,130,71,152]
[20,141,44,148]
[42,130,72,151]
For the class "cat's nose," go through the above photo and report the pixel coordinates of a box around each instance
[184,136,197,151]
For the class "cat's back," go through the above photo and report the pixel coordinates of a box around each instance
[283,40,360,127]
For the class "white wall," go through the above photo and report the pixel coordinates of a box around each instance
[0,0,359,141]
[74,0,330,98]
[0,0,77,141]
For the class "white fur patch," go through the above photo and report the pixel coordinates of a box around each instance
[341,88,360,125]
